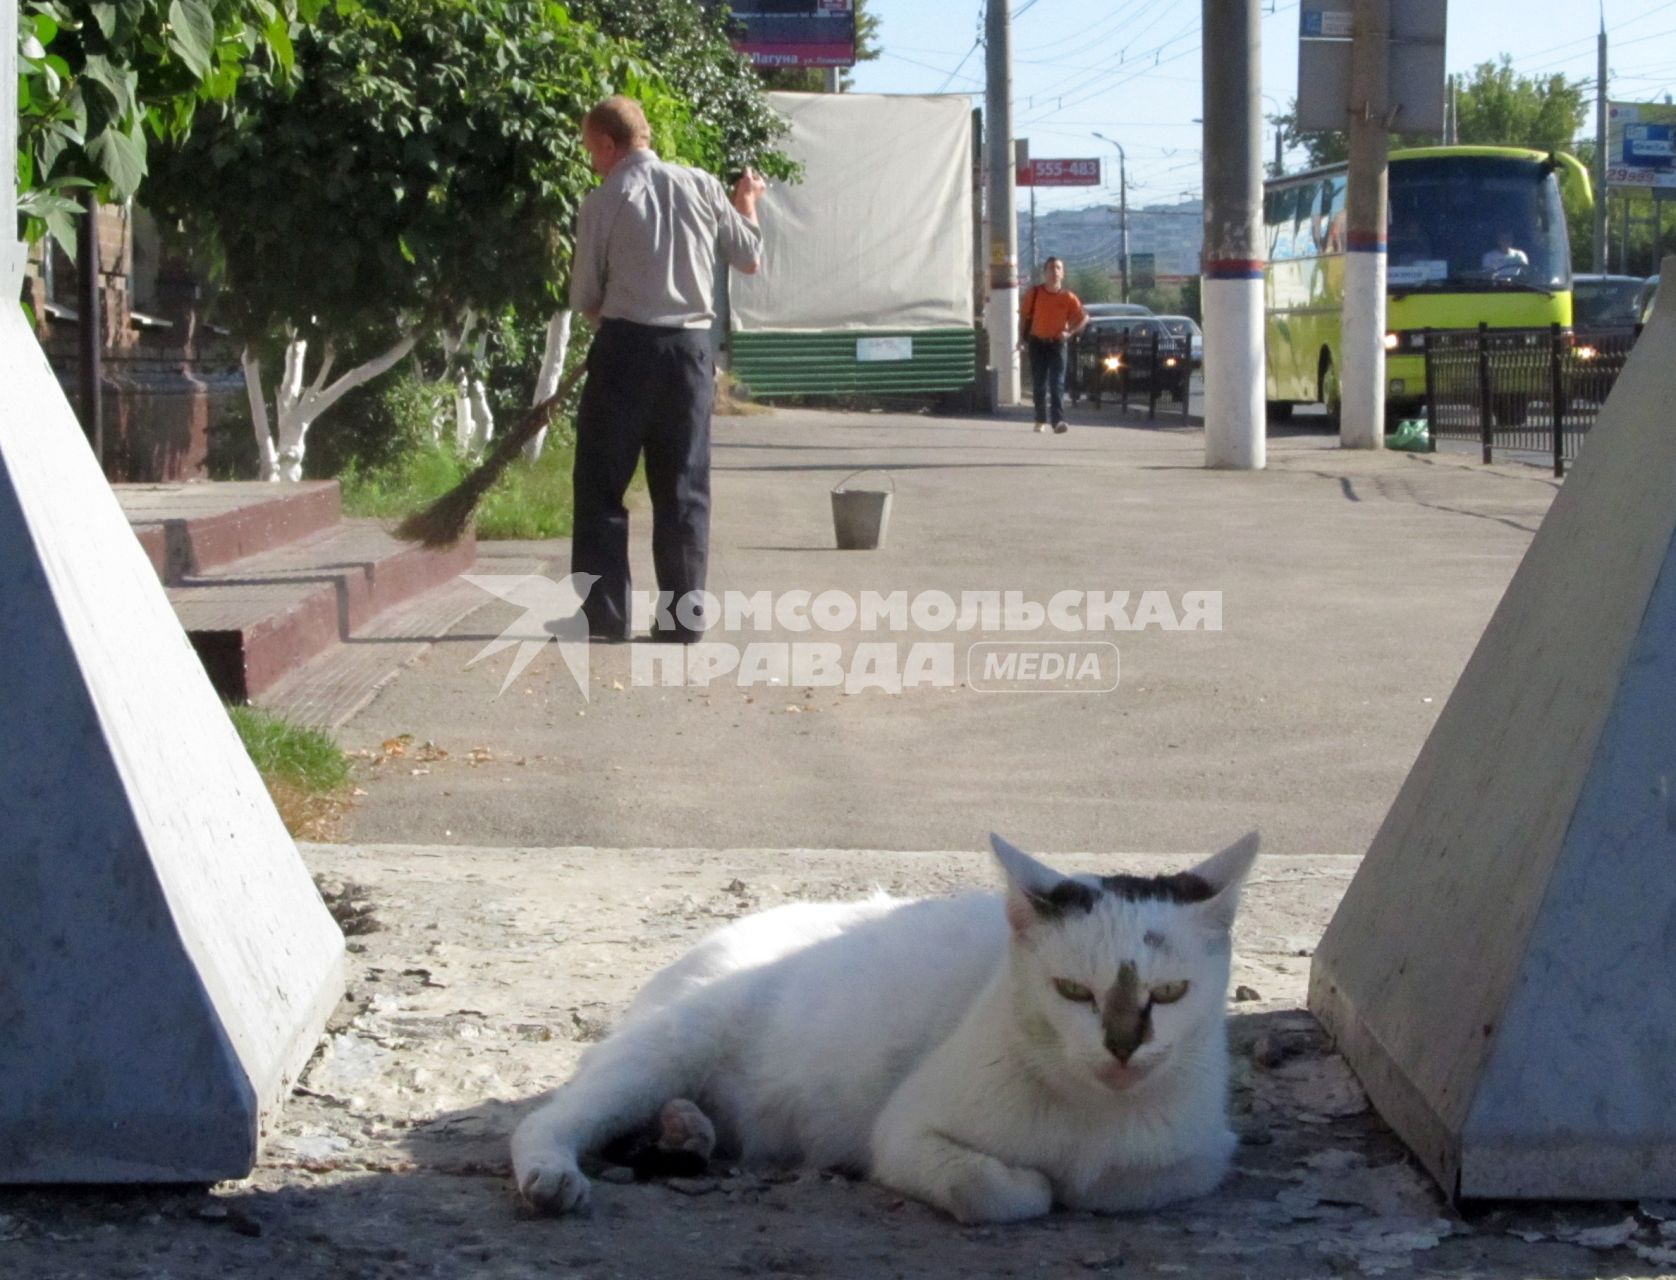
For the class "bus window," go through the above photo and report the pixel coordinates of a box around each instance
[1269,186,1299,260]
[1323,176,1348,253]
[1389,155,1570,291]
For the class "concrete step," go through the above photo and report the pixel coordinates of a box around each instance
[258,556,548,731]
[166,518,476,702]
[117,481,343,582]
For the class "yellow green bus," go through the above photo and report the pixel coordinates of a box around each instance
[1264,146,1592,426]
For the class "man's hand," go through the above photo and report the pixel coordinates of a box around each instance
[733,167,766,221]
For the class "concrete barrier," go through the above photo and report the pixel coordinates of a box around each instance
[1309,257,1676,1200]
[0,135,344,1175]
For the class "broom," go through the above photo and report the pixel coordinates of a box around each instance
[394,360,587,547]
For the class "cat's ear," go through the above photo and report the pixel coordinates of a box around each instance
[990,833,1069,935]
[1188,830,1260,933]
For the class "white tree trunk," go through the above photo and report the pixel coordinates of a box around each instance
[245,332,417,483]
[452,370,474,454]
[241,348,281,482]
[466,378,495,455]
[522,311,573,462]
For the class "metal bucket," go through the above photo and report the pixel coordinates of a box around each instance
[830,469,895,550]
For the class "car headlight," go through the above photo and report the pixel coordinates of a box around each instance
[1164,357,1178,367]
[1383,332,1400,351]
[1103,355,1122,371]
[1575,344,1599,361]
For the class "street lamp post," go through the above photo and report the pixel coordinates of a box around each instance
[1093,132,1129,301]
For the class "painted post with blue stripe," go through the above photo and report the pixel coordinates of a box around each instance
[1341,0,1390,449]
[1201,0,1266,469]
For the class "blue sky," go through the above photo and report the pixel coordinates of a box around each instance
[845,1,1676,214]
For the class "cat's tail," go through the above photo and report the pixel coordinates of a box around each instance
[510,997,728,1213]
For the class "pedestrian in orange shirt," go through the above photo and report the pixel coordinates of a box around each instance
[1017,257,1089,434]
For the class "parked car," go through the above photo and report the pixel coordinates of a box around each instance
[1152,314,1204,369]
[1081,301,1153,319]
[1072,315,1192,404]
[1572,273,1643,340]
[1636,274,1660,325]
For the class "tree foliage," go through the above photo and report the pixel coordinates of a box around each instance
[144,0,694,350]
[16,0,306,250]
[566,0,796,181]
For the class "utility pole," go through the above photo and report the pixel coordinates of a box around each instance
[1445,74,1458,145]
[984,0,1020,407]
[1200,0,1264,470]
[1594,12,1608,273]
[1340,0,1389,450]
[1094,133,1130,300]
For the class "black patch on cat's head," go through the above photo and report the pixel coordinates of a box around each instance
[1025,879,1100,919]
[1098,872,1215,905]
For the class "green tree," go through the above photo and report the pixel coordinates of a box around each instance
[16,0,306,250]
[1066,264,1117,304]
[144,0,694,480]
[568,0,796,180]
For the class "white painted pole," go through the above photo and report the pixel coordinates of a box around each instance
[1340,0,1389,450]
[984,0,1020,407]
[1201,0,1265,470]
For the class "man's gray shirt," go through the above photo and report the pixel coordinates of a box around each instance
[570,149,762,330]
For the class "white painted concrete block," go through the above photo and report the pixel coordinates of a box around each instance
[1309,257,1676,1200]
[0,225,345,1176]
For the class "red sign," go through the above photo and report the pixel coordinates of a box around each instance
[1016,158,1102,187]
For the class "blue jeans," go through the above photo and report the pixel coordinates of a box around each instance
[1028,337,1067,425]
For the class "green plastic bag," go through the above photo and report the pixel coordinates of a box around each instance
[1388,418,1430,452]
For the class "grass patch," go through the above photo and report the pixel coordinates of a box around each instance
[339,432,579,540]
[229,705,352,840]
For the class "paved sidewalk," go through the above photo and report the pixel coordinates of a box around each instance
[338,407,1560,862]
[12,407,1665,1280]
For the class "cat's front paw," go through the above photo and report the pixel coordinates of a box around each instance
[946,1160,1053,1224]
[517,1151,591,1215]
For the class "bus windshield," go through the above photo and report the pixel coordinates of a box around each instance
[1386,156,1571,295]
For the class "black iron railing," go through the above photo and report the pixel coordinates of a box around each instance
[1070,328,1193,422]
[1422,323,1637,477]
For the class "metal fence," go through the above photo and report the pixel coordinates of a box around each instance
[1068,327,1194,422]
[1423,323,1637,477]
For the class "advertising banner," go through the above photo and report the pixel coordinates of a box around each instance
[727,0,856,69]
[1606,101,1676,190]
[1015,158,1102,188]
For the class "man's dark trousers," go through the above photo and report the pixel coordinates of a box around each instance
[572,319,713,641]
[1028,336,1068,425]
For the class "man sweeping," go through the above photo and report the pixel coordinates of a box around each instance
[569,95,766,643]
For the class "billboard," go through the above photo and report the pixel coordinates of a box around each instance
[1015,158,1101,187]
[726,0,856,69]
[1296,0,1446,135]
[1606,101,1676,190]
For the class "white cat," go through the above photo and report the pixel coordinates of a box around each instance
[511,831,1260,1224]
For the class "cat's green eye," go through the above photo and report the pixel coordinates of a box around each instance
[1150,980,1190,1005]
[1053,978,1095,1004]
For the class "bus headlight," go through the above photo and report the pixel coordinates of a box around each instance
[1383,332,1400,351]
[1103,355,1122,372]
